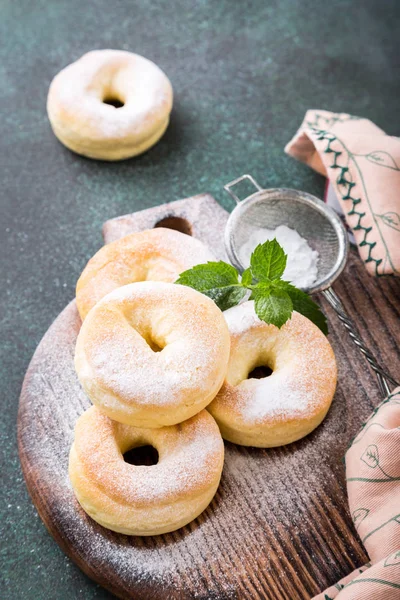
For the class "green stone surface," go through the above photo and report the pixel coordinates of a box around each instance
[1,1,399,598]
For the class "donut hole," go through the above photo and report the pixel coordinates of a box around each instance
[146,337,164,353]
[123,312,167,353]
[248,365,273,379]
[227,348,276,386]
[139,331,165,353]
[124,445,159,466]
[102,96,125,109]
[155,216,192,236]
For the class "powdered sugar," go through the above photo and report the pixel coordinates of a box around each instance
[239,374,311,422]
[75,281,230,426]
[47,49,173,140]
[215,301,337,425]
[73,407,223,509]
[224,302,262,336]
[238,225,319,289]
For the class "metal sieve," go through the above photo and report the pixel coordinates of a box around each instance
[224,174,397,397]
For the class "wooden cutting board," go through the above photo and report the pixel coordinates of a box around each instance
[18,194,400,600]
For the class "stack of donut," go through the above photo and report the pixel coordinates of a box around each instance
[70,228,229,536]
[70,227,337,536]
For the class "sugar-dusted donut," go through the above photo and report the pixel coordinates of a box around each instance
[75,281,231,428]
[47,50,173,160]
[69,406,224,535]
[207,301,337,447]
[76,228,216,321]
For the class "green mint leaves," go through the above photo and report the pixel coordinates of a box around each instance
[176,239,328,334]
[279,281,328,334]
[175,261,247,311]
[250,238,287,281]
[252,285,293,329]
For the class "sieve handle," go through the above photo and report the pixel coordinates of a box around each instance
[322,287,397,398]
[224,174,263,204]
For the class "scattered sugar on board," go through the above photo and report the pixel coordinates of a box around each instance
[238,224,319,288]
[19,289,373,594]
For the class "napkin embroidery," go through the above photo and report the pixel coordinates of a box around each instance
[285,110,400,277]
[311,128,383,273]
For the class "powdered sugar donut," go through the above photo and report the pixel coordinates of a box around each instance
[69,406,224,535]
[207,301,337,447]
[47,50,173,160]
[75,281,230,428]
[76,228,216,321]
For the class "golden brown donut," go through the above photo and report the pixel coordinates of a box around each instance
[69,406,224,535]
[207,301,337,447]
[75,281,231,428]
[47,50,173,160]
[76,228,216,321]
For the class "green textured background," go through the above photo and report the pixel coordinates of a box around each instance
[1,1,399,598]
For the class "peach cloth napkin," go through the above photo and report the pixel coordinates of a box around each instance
[285,110,400,277]
[314,387,400,599]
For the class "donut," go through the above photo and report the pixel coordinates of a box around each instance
[47,50,173,160]
[75,281,231,428]
[69,406,224,535]
[207,301,337,447]
[76,228,216,321]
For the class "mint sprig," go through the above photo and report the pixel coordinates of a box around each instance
[176,239,328,334]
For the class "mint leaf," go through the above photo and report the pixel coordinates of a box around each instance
[176,261,239,291]
[241,268,252,287]
[248,280,271,300]
[280,281,328,334]
[253,287,293,328]
[176,261,246,311]
[250,239,287,282]
[206,286,247,311]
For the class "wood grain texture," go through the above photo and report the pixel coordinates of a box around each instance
[18,195,400,600]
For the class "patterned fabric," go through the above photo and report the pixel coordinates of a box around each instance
[313,387,400,599]
[285,110,400,276]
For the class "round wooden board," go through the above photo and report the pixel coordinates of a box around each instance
[18,196,400,599]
